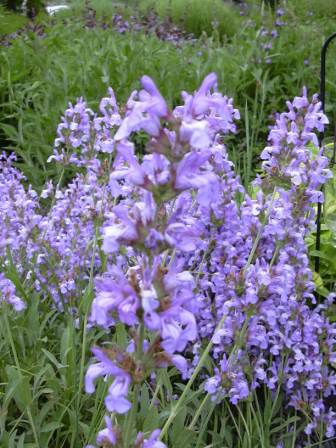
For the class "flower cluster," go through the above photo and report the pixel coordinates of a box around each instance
[84,73,241,446]
[83,76,336,444]
[0,90,121,310]
[49,87,120,168]
[1,73,335,445]
[200,87,336,436]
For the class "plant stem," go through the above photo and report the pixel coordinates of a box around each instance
[149,378,162,409]
[72,224,100,448]
[3,312,40,448]
[236,404,252,448]
[188,393,210,430]
[124,383,140,447]
[244,187,277,272]
[159,314,226,441]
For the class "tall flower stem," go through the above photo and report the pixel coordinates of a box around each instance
[77,186,108,418]
[187,393,210,430]
[149,378,162,409]
[244,188,277,272]
[72,225,100,448]
[159,314,226,441]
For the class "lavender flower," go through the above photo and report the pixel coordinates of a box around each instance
[0,273,25,311]
[85,347,132,414]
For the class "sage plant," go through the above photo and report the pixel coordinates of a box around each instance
[82,75,336,445]
[1,72,335,446]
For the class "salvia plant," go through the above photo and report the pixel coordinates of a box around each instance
[1,73,336,447]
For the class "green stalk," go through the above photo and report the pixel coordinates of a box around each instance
[290,411,297,448]
[248,401,265,447]
[124,383,140,447]
[72,183,107,448]
[309,436,336,447]
[244,188,277,272]
[3,312,40,448]
[236,404,251,448]
[149,379,162,409]
[71,230,99,448]
[225,400,242,444]
[159,314,226,441]
[187,393,210,430]
[77,235,97,395]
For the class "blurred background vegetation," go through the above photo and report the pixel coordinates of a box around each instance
[0,0,335,184]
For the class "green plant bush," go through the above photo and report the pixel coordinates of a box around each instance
[1,3,336,446]
[138,0,241,39]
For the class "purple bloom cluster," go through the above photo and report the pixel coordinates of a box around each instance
[84,73,240,445]
[49,88,120,168]
[0,152,43,299]
[0,91,121,310]
[1,72,335,444]
[0,153,41,267]
[199,88,336,436]
[35,173,115,308]
[83,75,335,442]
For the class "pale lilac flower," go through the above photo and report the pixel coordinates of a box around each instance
[0,274,25,311]
[105,374,132,414]
[96,416,117,446]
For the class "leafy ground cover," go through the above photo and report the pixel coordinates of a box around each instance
[1,1,336,447]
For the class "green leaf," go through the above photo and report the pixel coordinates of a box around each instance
[5,366,32,412]
[40,421,64,433]
[41,348,67,370]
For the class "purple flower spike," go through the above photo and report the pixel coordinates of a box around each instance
[71,76,336,443]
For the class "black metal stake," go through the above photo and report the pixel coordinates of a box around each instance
[315,32,336,274]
